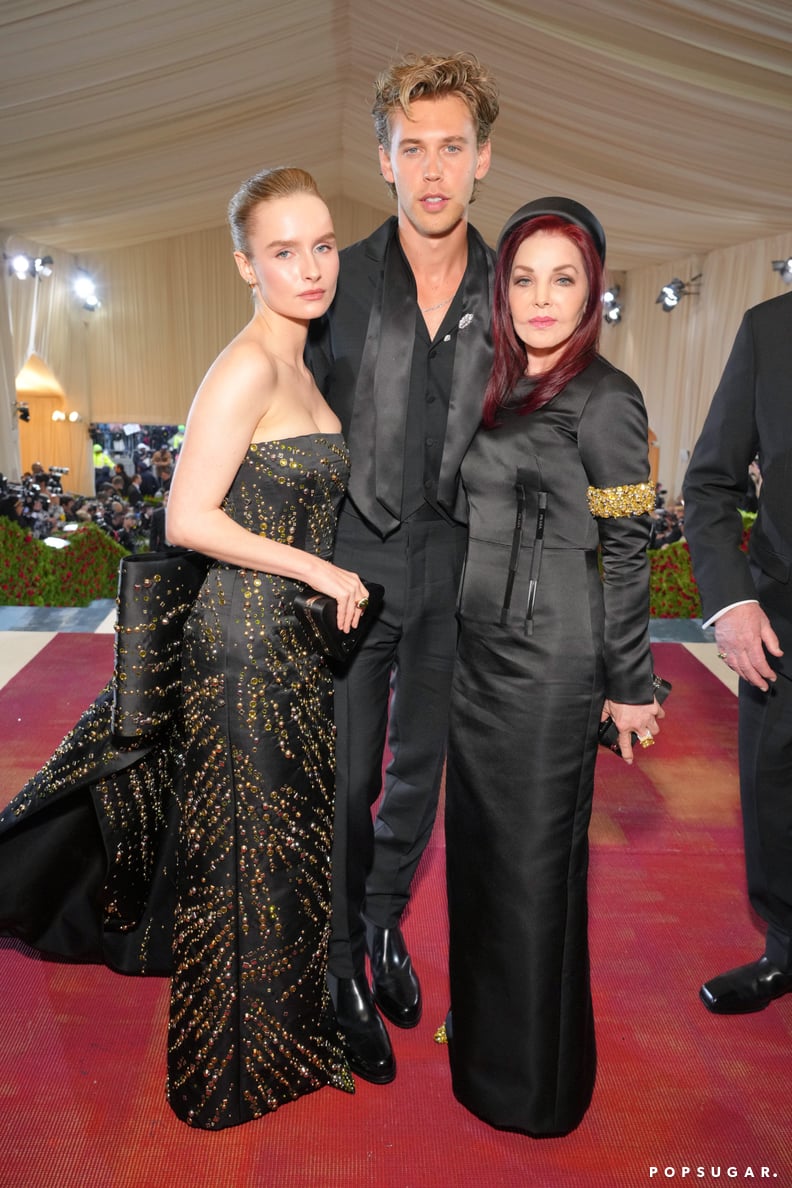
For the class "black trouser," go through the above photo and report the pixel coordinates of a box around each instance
[329,506,466,978]
[738,667,792,970]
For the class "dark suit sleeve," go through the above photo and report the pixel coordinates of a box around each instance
[149,509,164,552]
[682,312,759,621]
[578,369,654,703]
[305,316,332,397]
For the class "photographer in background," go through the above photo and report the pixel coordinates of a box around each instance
[0,493,25,527]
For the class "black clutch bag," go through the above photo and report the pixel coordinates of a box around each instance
[294,580,384,662]
[112,548,211,741]
[598,673,672,755]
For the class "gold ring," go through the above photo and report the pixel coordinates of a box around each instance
[639,734,655,749]
[356,597,369,611]
[717,651,728,661]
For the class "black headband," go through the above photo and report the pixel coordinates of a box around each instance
[496,196,606,262]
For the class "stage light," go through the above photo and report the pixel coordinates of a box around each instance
[602,285,622,325]
[4,253,54,279]
[10,253,32,278]
[655,274,702,312]
[657,279,684,311]
[14,402,30,422]
[771,257,792,284]
[73,269,100,310]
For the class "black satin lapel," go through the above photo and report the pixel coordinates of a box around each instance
[372,243,418,520]
[346,227,416,536]
[344,272,382,529]
[437,228,495,514]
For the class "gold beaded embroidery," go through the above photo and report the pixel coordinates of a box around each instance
[586,482,654,518]
[168,434,355,1128]
[0,436,355,1129]
[0,685,179,974]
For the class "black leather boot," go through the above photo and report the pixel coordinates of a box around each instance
[328,972,396,1083]
[367,924,422,1028]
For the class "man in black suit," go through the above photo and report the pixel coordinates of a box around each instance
[310,52,499,1082]
[683,291,792,1014]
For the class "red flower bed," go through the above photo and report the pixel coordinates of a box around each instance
[0,519,125,606]
[647,511,755,618]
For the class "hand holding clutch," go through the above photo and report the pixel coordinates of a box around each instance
[598,673,671,756]
[294,580,384,663]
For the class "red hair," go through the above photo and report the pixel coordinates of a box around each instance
[482,215,604,428]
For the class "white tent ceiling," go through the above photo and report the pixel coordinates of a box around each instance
[1,0,790,271]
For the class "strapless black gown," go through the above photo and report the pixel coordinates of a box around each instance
[0,434,355,1129]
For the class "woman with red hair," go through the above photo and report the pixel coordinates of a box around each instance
[444,198,663,1135]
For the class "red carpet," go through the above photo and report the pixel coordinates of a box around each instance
[1,639,791,1187]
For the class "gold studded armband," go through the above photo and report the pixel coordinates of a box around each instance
[586,482,655,518]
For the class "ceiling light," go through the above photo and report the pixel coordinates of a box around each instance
[771,257,792,284]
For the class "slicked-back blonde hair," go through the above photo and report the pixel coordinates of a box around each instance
[228,166,321,256]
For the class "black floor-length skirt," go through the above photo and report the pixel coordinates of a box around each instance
[445,619,600,1136]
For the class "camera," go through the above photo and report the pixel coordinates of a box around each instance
[47,466,69,494]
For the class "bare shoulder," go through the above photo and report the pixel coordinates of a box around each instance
[209,326,279,390]
[192,328,278,420]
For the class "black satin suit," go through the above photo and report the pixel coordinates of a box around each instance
[445,357,655,1135]
[309,217,495,978]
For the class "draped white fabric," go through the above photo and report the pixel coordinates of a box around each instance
[1,1,791,492]
[601,228,792,499]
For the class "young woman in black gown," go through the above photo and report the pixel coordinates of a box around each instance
[0,167,369,1129]
[444,198,664,1136]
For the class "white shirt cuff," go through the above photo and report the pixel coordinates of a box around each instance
[702,599,759,630]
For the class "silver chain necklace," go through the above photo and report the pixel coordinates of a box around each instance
[420,295,453,314]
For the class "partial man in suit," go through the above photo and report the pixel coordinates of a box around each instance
[683,290,792,1014]
[149,490,171,552]
[309,51,499,1083]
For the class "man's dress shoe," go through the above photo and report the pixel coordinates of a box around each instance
[700,955,792,1015]
[368,924,422,1028]
[328,973,396,1084]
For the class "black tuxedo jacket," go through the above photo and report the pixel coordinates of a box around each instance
[309,217,495,533]
[683,291,792,671]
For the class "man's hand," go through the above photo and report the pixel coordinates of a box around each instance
[714,603,783,691]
